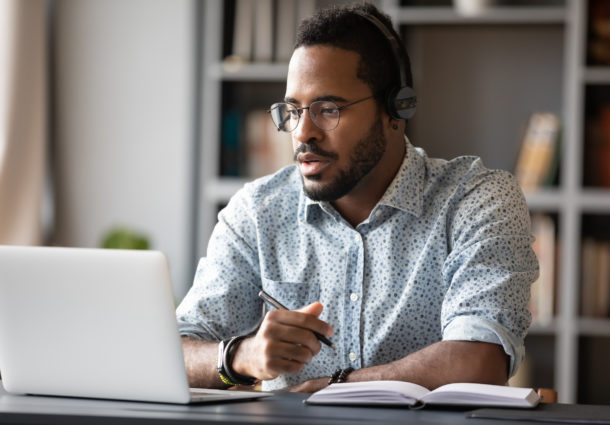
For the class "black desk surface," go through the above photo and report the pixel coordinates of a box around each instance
[2,384,610,425]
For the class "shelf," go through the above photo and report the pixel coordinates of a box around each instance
[197,0,599,405]
[530,317,610,339]
[578,189,610,212]
[578,318,610,336]
[388,6,567,25]
[208,62,288,82]
[205,177,249,203]
[208,182,595,213]
[529,319,558,335]
[525,189,564,211]
[583,67,610,84]
[206,185,610,213]
[526,189,610,212]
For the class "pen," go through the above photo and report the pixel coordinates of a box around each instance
[258,290,336,350]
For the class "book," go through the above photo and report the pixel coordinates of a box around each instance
[296,0,315,25]
[231,0,254,62]
[275,0,297,62]
[582,237,598,317]
[584,105,610,188]
[244,110,293,178]
[508,353,533,389]
[253,0,273,62]
[220,108,242,177]
[596,241,610,317]
[587,0,610,66]
[528,214,556,325]
[580,237,610,318]
[514,113,560,192]
[305,381,540,408]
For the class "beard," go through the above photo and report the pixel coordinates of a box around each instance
[297,117,387,202]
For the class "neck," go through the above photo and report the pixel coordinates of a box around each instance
[332,136,406,227]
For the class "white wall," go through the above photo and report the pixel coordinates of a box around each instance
[53,0,196,299]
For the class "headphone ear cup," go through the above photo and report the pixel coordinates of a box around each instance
[385,86,400,120]
[392,86,417,120]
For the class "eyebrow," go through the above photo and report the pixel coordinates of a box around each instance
[284,94,349,105]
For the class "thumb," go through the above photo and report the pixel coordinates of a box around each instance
[296,301,324,317]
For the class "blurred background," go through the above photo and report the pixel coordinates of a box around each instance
[1,0,609,404]
[1,0,195,301]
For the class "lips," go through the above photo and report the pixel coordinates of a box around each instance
[297,152,332,177]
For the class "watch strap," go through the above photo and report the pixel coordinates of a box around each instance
[217,336,257,386]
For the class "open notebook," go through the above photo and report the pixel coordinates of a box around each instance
[0,246,271,404]
[306,381,539,408]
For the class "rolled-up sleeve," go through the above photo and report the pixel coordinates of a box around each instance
[441,169,539,377]
[176,187,264,341]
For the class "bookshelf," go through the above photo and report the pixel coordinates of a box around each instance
[574,0,610,406]
[196,0,610,404]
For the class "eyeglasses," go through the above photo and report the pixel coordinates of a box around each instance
[268,95,375,132]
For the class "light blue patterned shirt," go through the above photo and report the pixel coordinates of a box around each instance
[177,140,538,391]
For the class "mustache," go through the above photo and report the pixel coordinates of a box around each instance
[293,143,339,161]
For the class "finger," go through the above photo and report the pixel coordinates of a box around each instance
[295,302,334,337]
[254,340,314,379]
[273,340,316,365]
[261,355,308,377]
[296,301,324,317]
[245,330,313,380]
[260,317,322,355]
[267,308,334,338]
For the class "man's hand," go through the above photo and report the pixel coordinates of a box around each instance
[231,302,334,381]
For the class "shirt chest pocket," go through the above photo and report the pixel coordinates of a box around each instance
[261,278,320,311]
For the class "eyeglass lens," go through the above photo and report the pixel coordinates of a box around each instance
[270,101,340,132]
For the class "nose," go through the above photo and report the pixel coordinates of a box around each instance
[292,108,322,145]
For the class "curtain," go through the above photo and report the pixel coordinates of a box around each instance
[0,0,47,245]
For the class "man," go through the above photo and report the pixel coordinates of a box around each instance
[177,3,538,393]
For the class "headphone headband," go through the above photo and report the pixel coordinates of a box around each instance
[352,10,416,121]
[352,10,408,89]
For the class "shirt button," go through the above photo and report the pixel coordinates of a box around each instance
[349,352,357,362]
[375,209,382,217]
[353,234,359,242]
[350,293,359,302]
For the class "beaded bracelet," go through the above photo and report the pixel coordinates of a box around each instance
[328,367,355,385]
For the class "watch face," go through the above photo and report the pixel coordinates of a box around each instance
[217,340,225,369]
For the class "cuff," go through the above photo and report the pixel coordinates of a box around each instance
[442,315,525,378]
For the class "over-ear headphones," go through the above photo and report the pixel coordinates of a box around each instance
[353,10,417,121]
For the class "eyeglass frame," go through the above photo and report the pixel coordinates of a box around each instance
[267,95,376,132]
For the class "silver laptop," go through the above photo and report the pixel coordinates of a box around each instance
[0,246,271,404]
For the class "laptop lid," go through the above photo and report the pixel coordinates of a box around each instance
[0,246,196,404]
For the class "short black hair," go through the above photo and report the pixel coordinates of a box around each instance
[295,2,413,114]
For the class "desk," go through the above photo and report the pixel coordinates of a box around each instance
[1,385,609,425]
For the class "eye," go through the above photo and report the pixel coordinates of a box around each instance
[320,107,337,116]
[315,102,339,117]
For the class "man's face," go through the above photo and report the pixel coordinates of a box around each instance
[285,46,388,202]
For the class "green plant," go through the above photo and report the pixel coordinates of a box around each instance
[101,227,150,250]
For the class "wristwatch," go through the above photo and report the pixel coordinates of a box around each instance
[217,336,257,386]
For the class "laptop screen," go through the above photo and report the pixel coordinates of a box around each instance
[0,246,192,403]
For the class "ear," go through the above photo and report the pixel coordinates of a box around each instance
[387,117,402,131]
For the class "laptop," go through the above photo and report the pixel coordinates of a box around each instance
[0,245,272,404]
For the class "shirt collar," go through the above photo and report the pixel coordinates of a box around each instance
[300,137,425,222]
[378,137,424,217]
[301,192,335,224]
